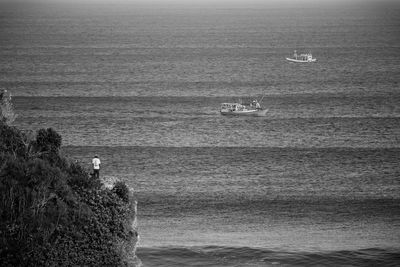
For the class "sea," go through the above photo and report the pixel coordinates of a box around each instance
[1,0,400,266]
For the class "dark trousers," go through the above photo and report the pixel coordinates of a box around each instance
[93,169,100,178]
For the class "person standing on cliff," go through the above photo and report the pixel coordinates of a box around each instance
[92,155,101,178]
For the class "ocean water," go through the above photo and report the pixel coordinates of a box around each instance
[2,1,400,266]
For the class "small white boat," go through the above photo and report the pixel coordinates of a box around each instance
[286,50,316,63]
[220,101,268,117]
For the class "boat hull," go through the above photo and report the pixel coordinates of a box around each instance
[220,109,268,117]
[286,57,316,63]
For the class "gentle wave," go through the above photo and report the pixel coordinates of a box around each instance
[137,246,400,267]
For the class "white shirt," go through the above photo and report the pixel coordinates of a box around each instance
[92,158,101,170]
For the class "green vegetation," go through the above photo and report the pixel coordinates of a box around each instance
[0,91,138,266]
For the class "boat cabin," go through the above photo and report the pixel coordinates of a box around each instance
[290,50,315,62]
[299,53,313,61]
[220,103,246,112]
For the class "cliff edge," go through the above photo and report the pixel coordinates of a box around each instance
[0,120,140,266]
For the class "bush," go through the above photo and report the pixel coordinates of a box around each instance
[35,128,62,153]
[0,121,137,266]
[0,89,17,125]
[0,156,72,266]
[67,161,101,189]
[0,121,27,158]
[113,181,130,202]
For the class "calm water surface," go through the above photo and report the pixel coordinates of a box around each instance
[2,1,400,266]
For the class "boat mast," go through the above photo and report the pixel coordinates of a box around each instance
[259,95,265,104]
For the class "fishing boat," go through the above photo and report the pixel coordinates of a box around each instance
[286,50,316,63]
[220,100,268,117]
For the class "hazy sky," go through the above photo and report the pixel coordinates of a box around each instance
[1,0,396,4]
[1,0,398,14]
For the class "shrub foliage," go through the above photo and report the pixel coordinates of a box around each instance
[113,181,131,203]
[0,90,17,125]
[0,121,137,266]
